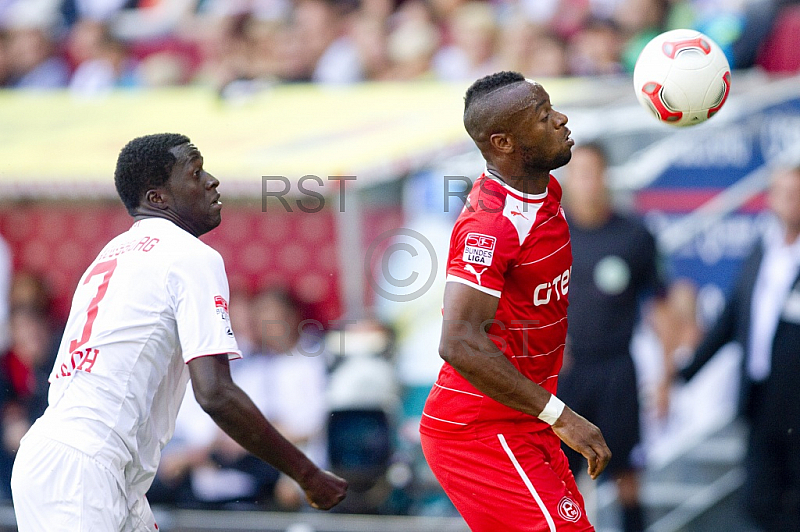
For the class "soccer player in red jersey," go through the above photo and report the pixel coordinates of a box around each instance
[420,72,611,531]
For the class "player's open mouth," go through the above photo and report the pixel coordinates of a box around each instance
[212,198,222,206]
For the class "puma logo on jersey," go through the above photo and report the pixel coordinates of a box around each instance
[510,209,528,220]
[464,264,488,286]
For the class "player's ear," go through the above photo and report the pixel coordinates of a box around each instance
[144,188,169,210]
[489,133,513,154]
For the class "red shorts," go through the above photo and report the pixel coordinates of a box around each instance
[421,428,594,532]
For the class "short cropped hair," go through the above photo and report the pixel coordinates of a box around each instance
[114,133,190,214]
[463,71,526,141]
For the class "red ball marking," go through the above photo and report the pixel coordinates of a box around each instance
[661,37,712,58]
[707,71,732,118]
[641,81,683,122]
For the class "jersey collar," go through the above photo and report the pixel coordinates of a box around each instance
[483,168,548,202]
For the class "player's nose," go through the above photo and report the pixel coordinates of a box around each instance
[206,173,220,189]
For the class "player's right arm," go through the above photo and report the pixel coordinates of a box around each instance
[439,281,612,479]
[187,353,348,509]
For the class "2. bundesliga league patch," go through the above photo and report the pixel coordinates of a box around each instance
[214,295,235,338]
[463,233,496,266]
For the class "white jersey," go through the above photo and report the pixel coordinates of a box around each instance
[31,217,241,503]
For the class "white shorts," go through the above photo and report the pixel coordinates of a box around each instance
[11,432,158,532]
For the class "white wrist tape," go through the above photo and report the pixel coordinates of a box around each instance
[538,395,565,425]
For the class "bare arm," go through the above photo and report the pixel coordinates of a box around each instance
[187,354,347,509]
[439,281,611,479]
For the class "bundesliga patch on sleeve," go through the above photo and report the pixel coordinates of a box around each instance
[214,295,229,315]
[463,233,496,266]
[214,295,235,337]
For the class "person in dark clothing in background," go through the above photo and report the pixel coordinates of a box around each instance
[671,165,800,532]
[560,142,666,532]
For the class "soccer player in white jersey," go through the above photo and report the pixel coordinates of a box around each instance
[10,134,347,531]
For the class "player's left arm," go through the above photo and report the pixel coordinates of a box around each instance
[439,281,611,479]
[187,354,348,510]
[172,248,347,509]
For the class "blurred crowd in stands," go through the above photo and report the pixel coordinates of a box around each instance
[0,0,798,98]
[0,246,62,502]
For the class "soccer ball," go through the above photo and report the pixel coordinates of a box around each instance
[633,29,731,127]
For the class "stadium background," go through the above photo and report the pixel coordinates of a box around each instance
[1,0,800,530]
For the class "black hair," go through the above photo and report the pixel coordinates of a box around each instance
[463,71,526,141]
[464,71,525,113]
[113,133,190,214]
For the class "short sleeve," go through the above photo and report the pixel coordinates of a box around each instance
[167,246,241,363]
[446,214,518,298]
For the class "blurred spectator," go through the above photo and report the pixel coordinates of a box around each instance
[613,0,668,72]
[514,0,561,28]
[111,0,198,41]
[560,142,667,532]
[525,29,569,78]
[244,286,329,509]
[67,19,138,95]
[6,23,69,89]
[650,278,704,417]
[59,0,131,26]
[383,1,439,80]
[753,0,800,73]
[567,18,624,76]
[0,306,56,500]
[195,0,292,22]
[426,0,467,26]
[64,17,105,67]
[359,0,392,20]
[431,1,498,81]
[673,165,800,531]
[494,18,568,78]
[7,271,65,354]
[136,48,190,86]
[493,17,535,74]
[8,272,53,319]
[243,18,284,81]
[348,13,389,80]
[189,14,255,92]
[279,0,365,84]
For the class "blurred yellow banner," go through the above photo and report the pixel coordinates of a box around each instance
[0,79,582,198]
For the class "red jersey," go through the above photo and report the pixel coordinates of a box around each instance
[421,173,572,439]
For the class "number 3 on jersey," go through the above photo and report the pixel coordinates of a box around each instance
[69,259,117,353]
